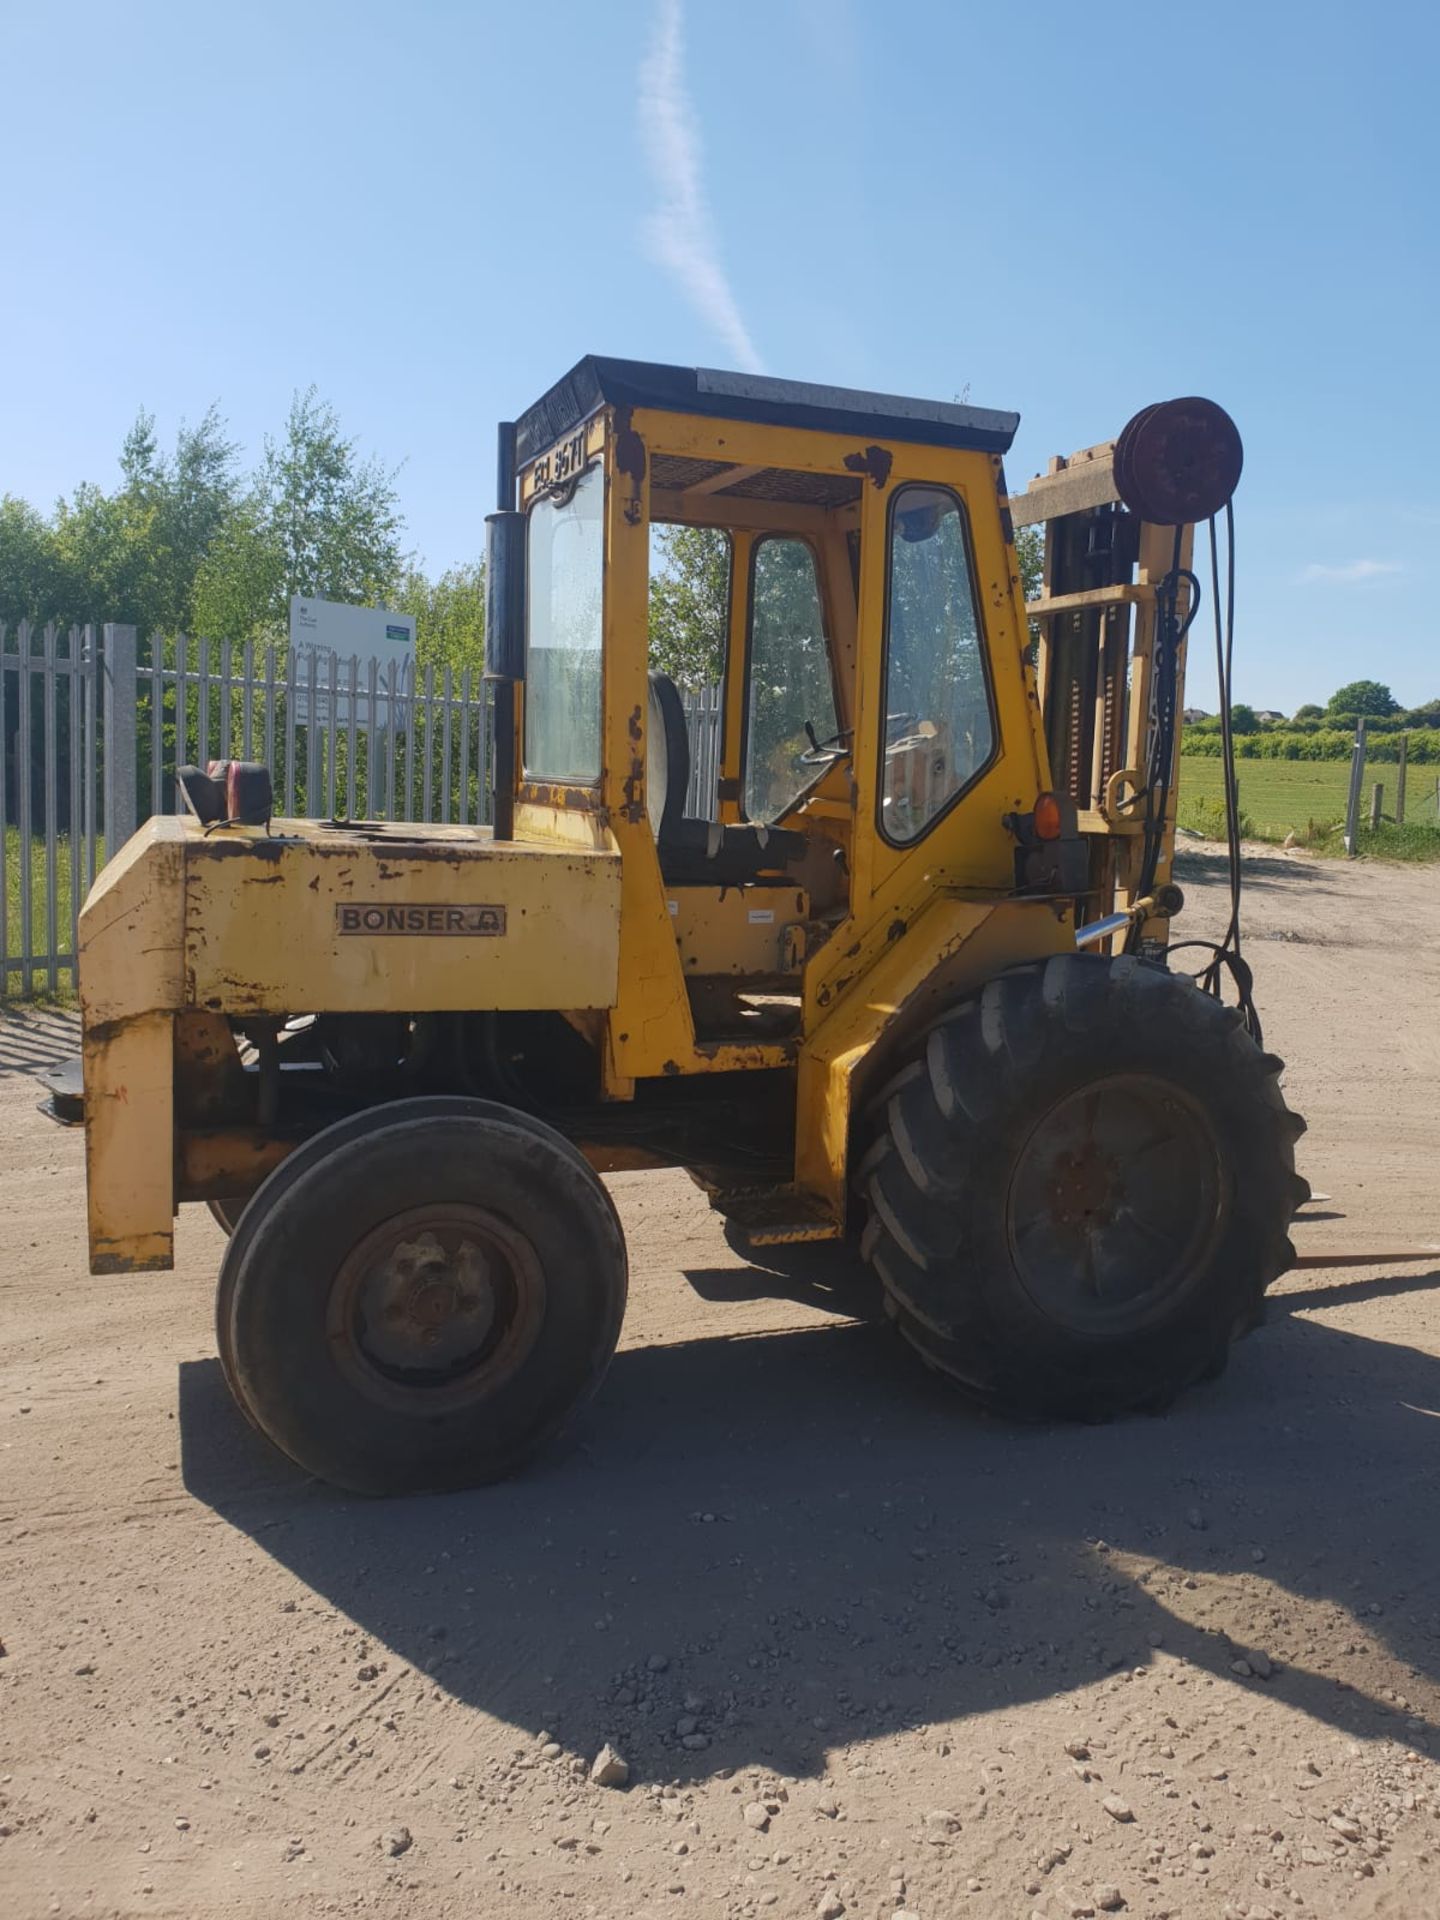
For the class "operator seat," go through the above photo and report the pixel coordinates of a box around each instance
[647,672,806,886]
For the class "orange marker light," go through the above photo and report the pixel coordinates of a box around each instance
[1033,792,1064,841]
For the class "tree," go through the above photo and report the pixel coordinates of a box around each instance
[259,388,406,614]
[1015,525,1043,603]
[0,495,69,624]
[190,498,287,646]
[191,389,406,646]
[153,406,242,629]
[44,407,243,632]
[648,524,729,687]
[1228,703,1260,735]
[3,394,445,665]
[1293,703,1323,721]
[1326,679,1397,719]
[395,561,486,675]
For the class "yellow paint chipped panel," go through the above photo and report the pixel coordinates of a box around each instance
[80,815,621,1020]
[77,818,186,1023]
[183,829,622,1014]
[796,898,1073,1213]
[83,1012,174,1272]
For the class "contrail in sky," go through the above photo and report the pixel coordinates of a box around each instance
[638,0,764,374]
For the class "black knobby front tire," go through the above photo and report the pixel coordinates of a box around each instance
[217,1099,627,1494]
[858,952,1307,1420]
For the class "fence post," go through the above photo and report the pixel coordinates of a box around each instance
[17,622,33,993]
[1396,732,1408,826]
[1343,716,1367,856]
[42,622,59,994]
[102,623,138,853]
[0,624,9,991]
[1370,782,1384,831]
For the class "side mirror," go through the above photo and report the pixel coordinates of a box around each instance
[484,509,526,681]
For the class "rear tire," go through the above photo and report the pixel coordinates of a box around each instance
[859,953,1306,1419]
[217,1099,627,1493]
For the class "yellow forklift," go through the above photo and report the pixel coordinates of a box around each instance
[76,359,1303,1492]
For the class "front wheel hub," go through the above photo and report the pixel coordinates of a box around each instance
[330,1204,545,1409]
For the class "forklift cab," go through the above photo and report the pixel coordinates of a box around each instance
[493,357,1051,1074]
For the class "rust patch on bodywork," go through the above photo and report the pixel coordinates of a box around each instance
[622,704,647,823]
[615,407,647,528]
[174,1011,248,1125]
[178,1127,297,1201]
[91,1250,170,1275]
[203,836,285,863]
[614,408,647,485]
[843,444,893,490]
[518,779,603,814]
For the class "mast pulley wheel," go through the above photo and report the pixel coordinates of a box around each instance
[1114,397,1244,525]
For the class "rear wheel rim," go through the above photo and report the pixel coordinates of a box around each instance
[1005,1073,1225,1335]
[328,1203,546,1413]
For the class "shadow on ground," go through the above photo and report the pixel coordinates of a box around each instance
[0,1004,80,1078]
[686,1237,884,1321]
[179,1258,1440,1782]
[1174,847,1342,893]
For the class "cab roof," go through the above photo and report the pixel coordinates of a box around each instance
[513,356,1020,468]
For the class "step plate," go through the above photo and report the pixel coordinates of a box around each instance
[713,1187,842,1249]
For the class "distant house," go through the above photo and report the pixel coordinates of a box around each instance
[1182,707,1210,723]
[1256,710,1286,724]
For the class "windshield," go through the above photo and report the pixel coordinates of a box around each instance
[524,463,603,781]
[744,536,838,822]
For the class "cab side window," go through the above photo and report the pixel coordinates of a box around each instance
[880,486,995,843]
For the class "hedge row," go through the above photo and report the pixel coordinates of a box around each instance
[1181,728,1440,764]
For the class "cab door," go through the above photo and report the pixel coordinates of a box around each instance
[851,447,1045,908]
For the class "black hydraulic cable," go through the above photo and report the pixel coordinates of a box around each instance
[1126,528,1196,944]
[1168,501,1263,1043]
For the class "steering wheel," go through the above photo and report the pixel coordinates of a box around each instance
[800,722,853,767]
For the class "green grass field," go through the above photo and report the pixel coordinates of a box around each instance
[1178,755,1440,842]
[2,824,99,996]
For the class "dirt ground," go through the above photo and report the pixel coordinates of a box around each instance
[2,846,1439,1920]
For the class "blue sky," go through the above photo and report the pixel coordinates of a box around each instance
[3,0,1435,710]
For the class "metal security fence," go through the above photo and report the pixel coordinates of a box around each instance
[681,681,723,819]
[1,622,99,997]
[2,618,724,1001]
[2,623,495,999]
[126,630,492,835]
